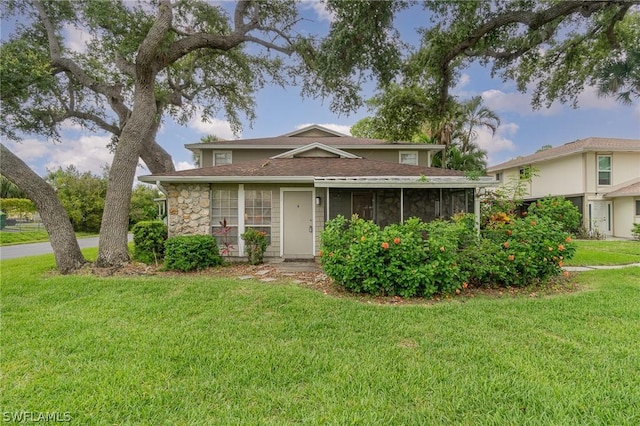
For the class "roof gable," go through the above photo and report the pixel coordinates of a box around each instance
[278,124,348,138]
[270,143,360,159]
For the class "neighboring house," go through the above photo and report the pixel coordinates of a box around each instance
[140,125,495,259]
[487,137,640,239]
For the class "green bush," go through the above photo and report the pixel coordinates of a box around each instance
[632,223,640,241]
[476,214,577,287]
[320,215,469,298]
[164,235,222,272]
[241,228,269,265]
[527,196,581,234]
[131,221,167,264]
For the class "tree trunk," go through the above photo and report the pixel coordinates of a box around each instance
[96,87,159,267]
[0,144,86,273]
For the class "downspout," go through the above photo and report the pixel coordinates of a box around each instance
[474,187,481,237]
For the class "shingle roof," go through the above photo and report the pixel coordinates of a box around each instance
[488,137,640,172]
[604,178,640,197]
[144,157,466,179]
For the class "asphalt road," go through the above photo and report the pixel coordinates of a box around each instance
[0,235,133,260]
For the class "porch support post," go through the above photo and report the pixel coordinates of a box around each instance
[238,184,245,256]
[474,187,481,237]
[400,188,404,223]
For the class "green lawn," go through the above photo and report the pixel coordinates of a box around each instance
[1,251,639,425]
[565,239,640,266]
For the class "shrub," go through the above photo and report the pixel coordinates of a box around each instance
[164,235,222,272]
[131,220,167,264]
[632,223,640,241]
[241,228,269,265]
[477,214,577,287]
[527,196,581,234]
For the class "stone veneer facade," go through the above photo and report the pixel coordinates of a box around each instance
[165,183,210,237]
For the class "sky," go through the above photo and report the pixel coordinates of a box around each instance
[2,1,639,180]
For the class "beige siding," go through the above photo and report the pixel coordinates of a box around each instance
[315,187,328,256]
[612,197,637,239]
[530,154,584,198]
[228,149,287,163]
[611,152,640,186]
[585,152,597,193]
[201,151,213,167]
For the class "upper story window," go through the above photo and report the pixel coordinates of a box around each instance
[519,166,532,180]
[214,152,232,166]
[399,151,418,165]
[597,155,611,186]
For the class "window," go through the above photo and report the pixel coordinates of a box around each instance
[211,189,238,245]
[245,190,272,245]
[214,152,232,166]
[597,155,611,186]
[399,151,418,165]
[495,172,502,182]
[519,166,531,180]
[636,200,640,216]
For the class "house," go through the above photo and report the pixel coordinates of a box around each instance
[139,125,496,259]
[487,137,640,239]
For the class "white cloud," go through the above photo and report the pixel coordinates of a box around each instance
[63,24,93,54]
[175,161,195,171]
[301,1,335,22]
[295,123,351,136]
[481,89,562,116]
[475,122,518,164]
[4,138,52,162]
[43,134,113,175]
[456,74,471,90]
[575,85,618,110]
[188,112,236,140]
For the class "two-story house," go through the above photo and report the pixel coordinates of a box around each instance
[487,137,640,239]
[140,125,496,259]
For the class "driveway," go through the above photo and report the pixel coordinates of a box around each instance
[0,235,133,260]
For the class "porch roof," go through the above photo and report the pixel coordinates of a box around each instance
[139,157,495,188]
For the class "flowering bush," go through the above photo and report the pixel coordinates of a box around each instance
[241,228,269,265]
[527,196,581,234]
[320,215,472,297]
[320,211,576,297]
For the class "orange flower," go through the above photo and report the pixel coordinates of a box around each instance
[393,237,401,245]
[558,244,565,251]
[563,271,570,277]
[329,252,334,257]
[503,242,509,249]
[381,242,390,249]
[565,236,572,242]
[506,229,513,236]
[439,246,446,252]
[319,250,324,257]
[360,236,366,242]
[508,254,515,261]
[558,261,564,267]
[462,282,468,289]
[530,221,536,226]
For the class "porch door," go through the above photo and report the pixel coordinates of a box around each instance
[352,192,374,220]
[589,200,613,236]
[283,190,314,257]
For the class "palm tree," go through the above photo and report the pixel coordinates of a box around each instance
[0,175,26,198]
[458,96,500,155]
[597,50,640,105]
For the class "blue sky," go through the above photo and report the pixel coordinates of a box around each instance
[2,2,639,179]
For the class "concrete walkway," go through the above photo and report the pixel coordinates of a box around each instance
[563,263,640,272]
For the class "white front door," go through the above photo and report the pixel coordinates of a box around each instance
[282,190,314,257]
[589,200,613,236]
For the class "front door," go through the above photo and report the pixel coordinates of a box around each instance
[352,192,374,220]
[589,200,613,236]
[283,190,314,257]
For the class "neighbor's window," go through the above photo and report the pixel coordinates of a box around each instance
[495,172,502,181]
[597,155,611,186]
[211,189,238,245]
[635,199,640,216]
[245,190,272,245]
[519,166,531,180]
[214,152,232,166]
[399,151,419,165]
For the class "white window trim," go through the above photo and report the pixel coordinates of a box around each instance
[597,154,612,186]
[399,150,419,165]
[214,151,233,166]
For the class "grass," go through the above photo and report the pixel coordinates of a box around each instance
[1,250,639,425]
[565,239,640,266]
[0,230,96,246]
